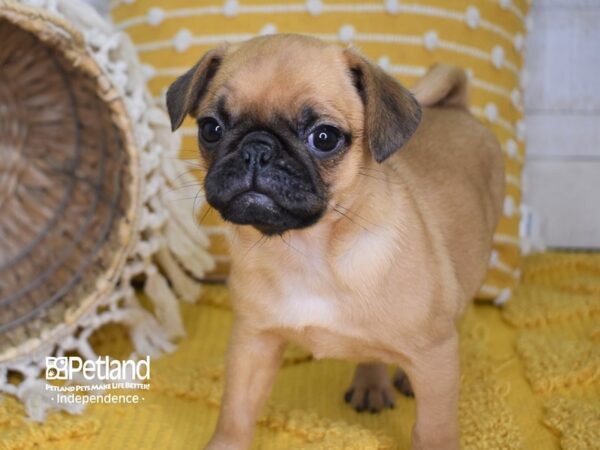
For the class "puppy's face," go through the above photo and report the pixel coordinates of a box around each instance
[167,35,421,235]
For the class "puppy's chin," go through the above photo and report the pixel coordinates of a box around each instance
[218,191,323,236]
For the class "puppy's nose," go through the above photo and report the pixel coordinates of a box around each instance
[240,131,278,169]
[242,145,273,168]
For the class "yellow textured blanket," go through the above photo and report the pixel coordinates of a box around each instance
[1,252,599,449]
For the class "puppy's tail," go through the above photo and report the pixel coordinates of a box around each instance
[411,64,469,110]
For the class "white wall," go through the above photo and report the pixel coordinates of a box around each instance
[524,0,600,248]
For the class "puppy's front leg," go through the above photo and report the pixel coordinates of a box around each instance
[408,334,460,450]
[205,321,286,450]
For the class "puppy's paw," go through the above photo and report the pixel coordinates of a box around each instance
[344,385,395,413]
[205,436,247,450]
[344,363,395,413]
[393,368,414,397]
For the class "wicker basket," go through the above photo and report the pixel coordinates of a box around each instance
[0,1,139,361]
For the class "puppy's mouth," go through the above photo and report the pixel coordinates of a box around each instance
[220,190,310,235]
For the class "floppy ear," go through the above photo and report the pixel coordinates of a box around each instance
[166,46,227,131]
[344,49,422,163]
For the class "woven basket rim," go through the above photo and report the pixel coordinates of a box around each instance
[0,0,141,362]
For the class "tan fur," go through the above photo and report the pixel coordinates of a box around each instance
[170,35,504,450]
[412,63,471,110]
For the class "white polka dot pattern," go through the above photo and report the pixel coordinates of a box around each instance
[223,0,238,17]
[261,23,277,35]
[306,0,323,16]
[173,29,192,52]
[385,0,401,15]
[491,45,505,68]
[338,24,355,42]
[465,6,480,29]
[146,7,164,25]
[423,30,438,51]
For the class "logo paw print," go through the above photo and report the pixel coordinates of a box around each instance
[45,357,68,380]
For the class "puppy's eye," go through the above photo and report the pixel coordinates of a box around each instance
[198,118,223,143]
[307,125,343,153]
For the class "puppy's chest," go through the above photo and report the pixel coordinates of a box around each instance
[272,275,341,329]
[263,272,382,358]
[268,284,397,361]
[238,230,406,359]
[258,232,392,332]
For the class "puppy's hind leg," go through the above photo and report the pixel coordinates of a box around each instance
[344,363,396,413]
[393,367,414,397]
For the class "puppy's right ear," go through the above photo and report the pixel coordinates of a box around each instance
[166,46,227,131]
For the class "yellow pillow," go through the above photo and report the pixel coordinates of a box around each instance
[112,0,529,302]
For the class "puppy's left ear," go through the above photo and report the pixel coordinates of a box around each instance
[166,46,227,131]
[344,49,422,163]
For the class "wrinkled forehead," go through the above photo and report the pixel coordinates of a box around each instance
[208,38,360,127]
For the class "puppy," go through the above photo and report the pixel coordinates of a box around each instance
[167,34,504,450]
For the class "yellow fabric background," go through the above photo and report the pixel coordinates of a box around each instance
[111,0,529,299]
[2,252,599,449]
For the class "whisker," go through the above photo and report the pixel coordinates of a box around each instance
[335,203,379,229]
[357,171,405,187]
[357,171,388,182]
[241,235,267,261]
[179,150,204,157]
[178,157,203,163]
[192,190,205,228]
[279,234,339,293]
[177,162,207,170]
[333,207,370,233]
[358,166,387,175]
[160,155,200,161]
[168,195,207,201]
[197,203,213,226]
[279,234,307,259]
[159,156,207,169]
[165,182,205,194]
[169,170,199,185]
[257,235,269,250]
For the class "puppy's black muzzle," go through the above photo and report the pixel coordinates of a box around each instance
[204,130,326,235]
